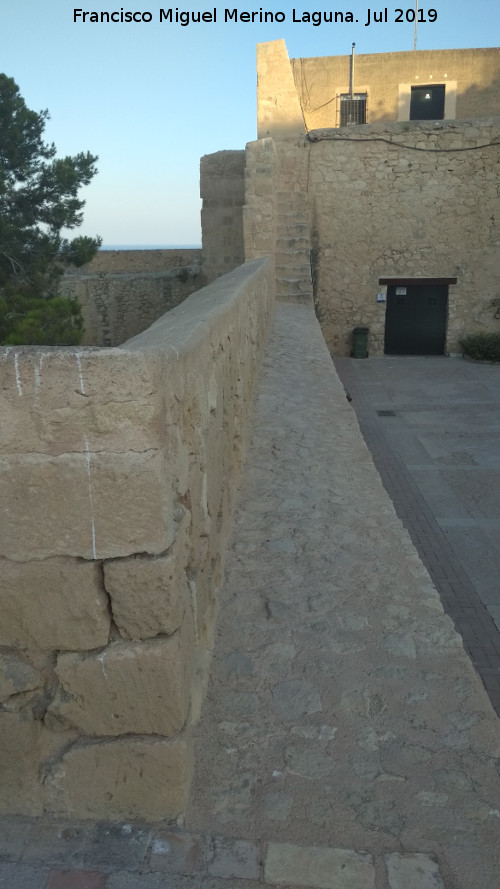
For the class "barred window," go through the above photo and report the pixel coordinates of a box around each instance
[340,93,367,126]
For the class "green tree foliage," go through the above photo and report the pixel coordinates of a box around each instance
[0,74,101,344]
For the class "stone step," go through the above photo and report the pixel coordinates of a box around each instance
[277,217,309,228]
[276,204,309,216]
[276,250,311,267]
[276,190,308,202]
[276,253,311,266]
[278,228,310,240]
[276,277,314,298]
[276,222,310,237]
[276,237,310,252]
[276,294,314,305]
[276,265,312,277]
[276,189,308,199]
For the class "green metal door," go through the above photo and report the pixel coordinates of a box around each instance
[384,285,448,355]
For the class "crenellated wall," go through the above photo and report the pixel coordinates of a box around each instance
[0,257,274,821]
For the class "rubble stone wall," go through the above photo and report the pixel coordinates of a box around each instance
[60,265,204,347]
[61,250,204,347]
[71,248,202,276]
[274,121,500,355]
[0,256,274,821]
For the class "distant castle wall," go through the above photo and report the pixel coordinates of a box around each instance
[62,249,204,346]
[75,248,201,275]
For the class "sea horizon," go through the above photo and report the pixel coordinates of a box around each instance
[100,244,202,251]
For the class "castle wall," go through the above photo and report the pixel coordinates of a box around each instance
[199,117,499,360]
[200,150,246,283]
[0,256,274,820]
[61,266,203,347]
[297,120,500,356]
[73,248,201,275]
[257,41,500,133]
[243,137,278,260]
[257,39,306,139]
[62,249,204,347]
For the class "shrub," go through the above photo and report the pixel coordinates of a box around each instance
[1,295,83,346]
[460,332,500,363]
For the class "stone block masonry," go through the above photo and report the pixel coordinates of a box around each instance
[296,120,500,355]
[61,261,204,347]
[0,257,274,820]
[200,150,246,285]
[72,249,202,276]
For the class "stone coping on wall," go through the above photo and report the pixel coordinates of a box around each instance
[125,258,269,352]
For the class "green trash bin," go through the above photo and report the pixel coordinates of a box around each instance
[352,326,369,359]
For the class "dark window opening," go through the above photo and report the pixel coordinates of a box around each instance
[340,93,367,126]
[410,85,445,120]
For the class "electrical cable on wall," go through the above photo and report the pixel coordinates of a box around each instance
[306,132,500,153]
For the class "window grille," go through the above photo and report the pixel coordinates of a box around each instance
[339,93,367,126]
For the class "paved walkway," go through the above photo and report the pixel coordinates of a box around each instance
[2,304,500,888]
[334,355,500,714]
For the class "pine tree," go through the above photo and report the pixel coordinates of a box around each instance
[0,74,101,344]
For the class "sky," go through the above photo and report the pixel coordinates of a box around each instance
[1,1,498,246]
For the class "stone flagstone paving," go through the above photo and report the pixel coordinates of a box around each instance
[1,303,500,888]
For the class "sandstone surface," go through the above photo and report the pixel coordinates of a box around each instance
[45,734,194,821]
[48,628,194,737]
[104,550,189,641]
[0,557,110,650]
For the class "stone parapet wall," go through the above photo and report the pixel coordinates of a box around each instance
[295,120,500,355]
[60,265,204,347]
[0,257,274,821]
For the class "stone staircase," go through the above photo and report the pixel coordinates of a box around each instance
[275,190,313,302]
